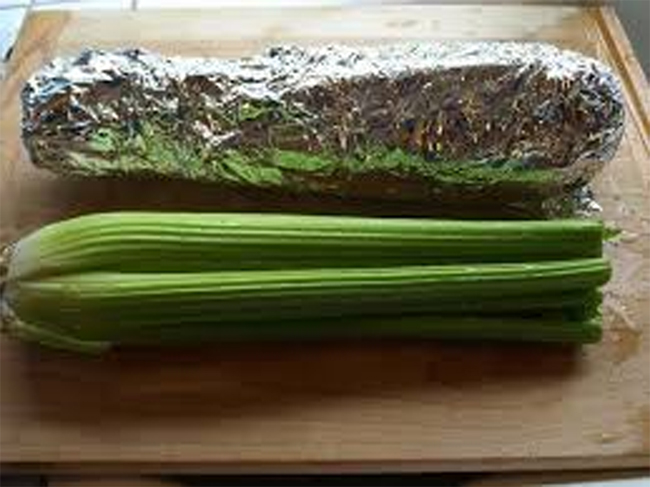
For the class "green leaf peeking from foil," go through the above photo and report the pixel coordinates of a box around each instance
[87,128,117,153]
[273,150,334,174]
[216,150,286,187]
[274,145,560,189]
[428,161,557,187]
[237,102,273,122]
[78,121,560,195]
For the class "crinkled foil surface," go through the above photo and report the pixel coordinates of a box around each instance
[21,42,625,212]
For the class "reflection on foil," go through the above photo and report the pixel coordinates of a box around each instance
[21,43,625,215]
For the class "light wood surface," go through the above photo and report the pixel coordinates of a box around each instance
[1,5,649,474]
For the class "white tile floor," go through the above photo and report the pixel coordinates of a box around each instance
[32,0,133,10]
[0,1,29,8]
[137,0,368,7]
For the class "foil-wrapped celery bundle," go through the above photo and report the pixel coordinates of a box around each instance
[22,43,624,215]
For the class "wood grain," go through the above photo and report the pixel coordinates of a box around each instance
[1,6,649,474]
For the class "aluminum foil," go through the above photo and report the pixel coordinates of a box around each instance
[21,43,625,214]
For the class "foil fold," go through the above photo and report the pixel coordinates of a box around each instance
[21,42,625,213]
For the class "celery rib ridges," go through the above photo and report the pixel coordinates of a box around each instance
[0,211,611,352]
[8,212,604,279]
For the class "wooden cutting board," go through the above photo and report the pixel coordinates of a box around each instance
[1,5,649,474]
